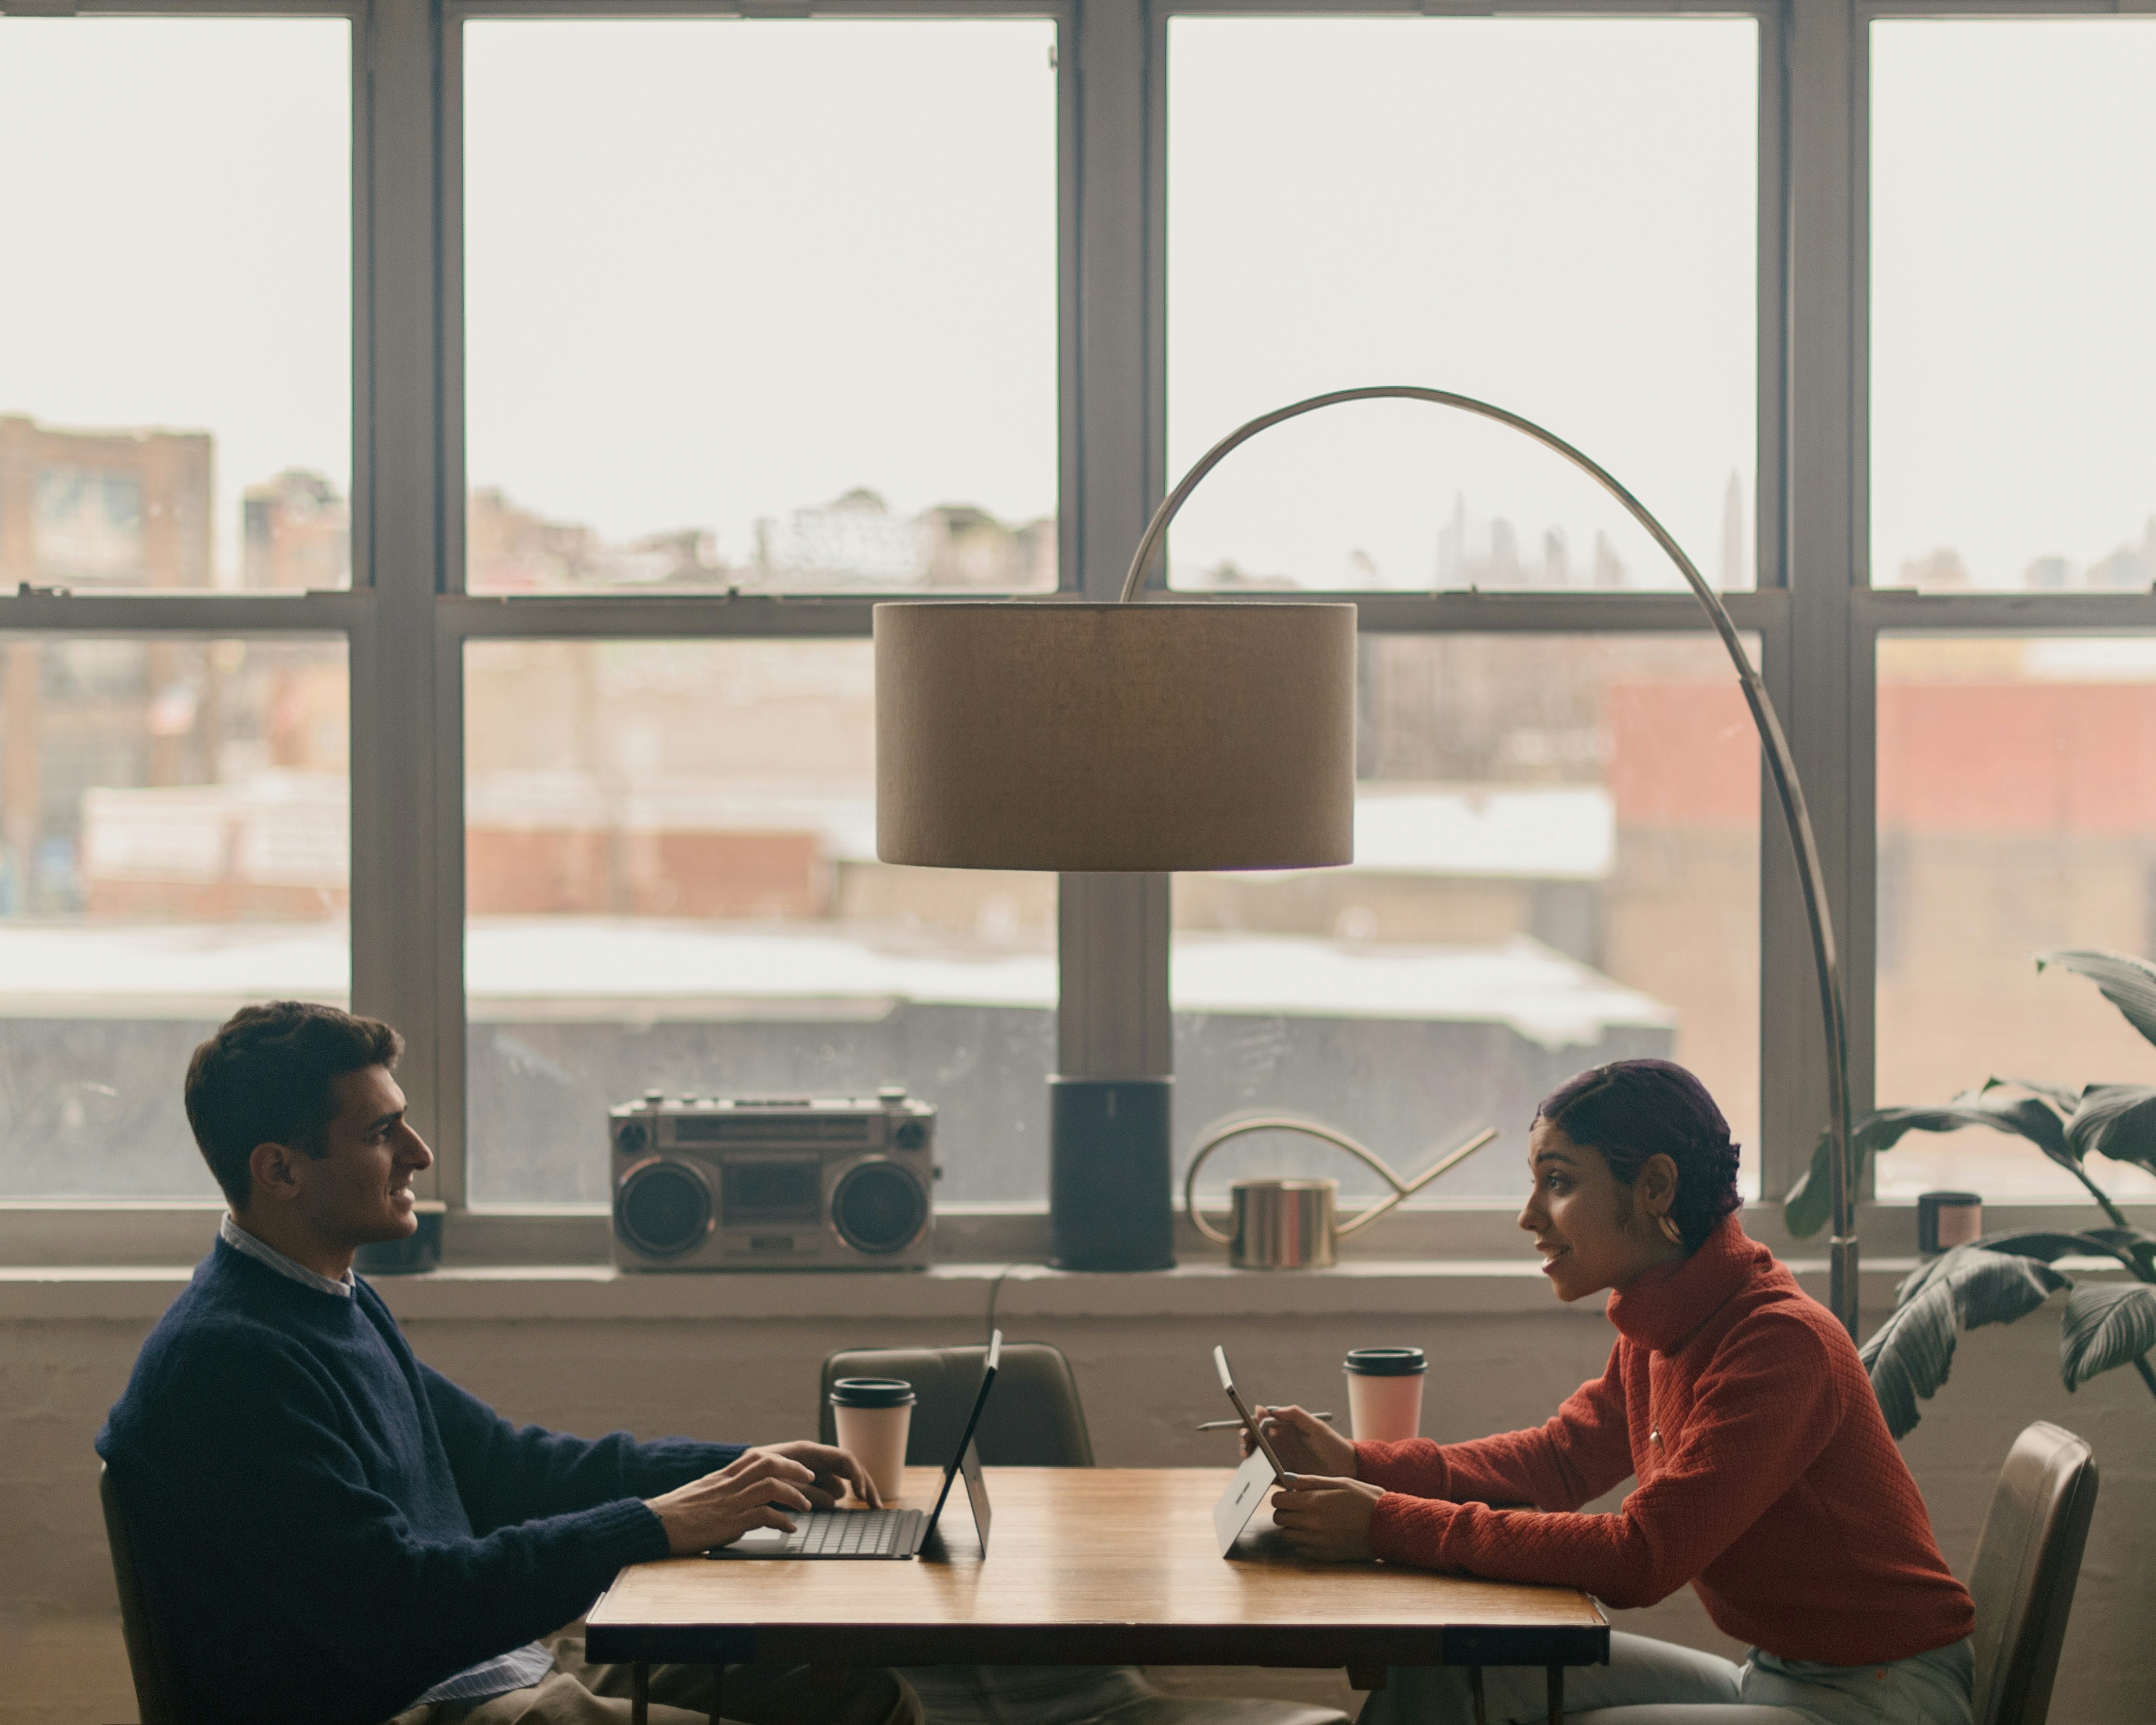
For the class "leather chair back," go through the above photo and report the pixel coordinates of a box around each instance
[1967,1421,2099,1725]
[101,1463,185,1725]
[819,1342,1094,1467]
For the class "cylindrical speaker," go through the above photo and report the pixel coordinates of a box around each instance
[1049,1076,1174,1271]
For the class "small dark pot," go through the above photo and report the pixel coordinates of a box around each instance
[1916,1191,1983,1257]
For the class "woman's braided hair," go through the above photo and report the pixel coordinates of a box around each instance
[1536,1059,1742,1251]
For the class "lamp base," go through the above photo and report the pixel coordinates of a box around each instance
[1049,1077,1174,1272]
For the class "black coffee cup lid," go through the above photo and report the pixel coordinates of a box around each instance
[1344,1347,1427,1377]
[829,1377,917,1408]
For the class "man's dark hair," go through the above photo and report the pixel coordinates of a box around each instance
[1536,1058,1742,1251]
[184,1002,403,1210]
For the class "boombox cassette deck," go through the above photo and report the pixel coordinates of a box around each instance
[609,1088,936,1271]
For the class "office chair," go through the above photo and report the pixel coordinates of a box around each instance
[819,1341,1095,1466]
[1967,1421,2099,1725]
[101,1463,185,1725]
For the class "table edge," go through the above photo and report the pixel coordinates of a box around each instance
[581,1617,1612,1670]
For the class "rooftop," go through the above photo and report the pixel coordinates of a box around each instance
[0,919,1670,1052]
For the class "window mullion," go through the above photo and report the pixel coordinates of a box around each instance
[1065,0,1168,1091]
[352,0,457,1200]
[1762,0,1866,1201]
[1053,0,1174,1257]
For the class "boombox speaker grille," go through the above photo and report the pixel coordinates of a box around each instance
[832,1161,929,1254]
[618,1160,713,1256]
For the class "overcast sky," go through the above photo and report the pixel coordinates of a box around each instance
[0,18,350,587]
[1,14,2149,592]
[1167,16,1755,592]
[1870,18,2156,588]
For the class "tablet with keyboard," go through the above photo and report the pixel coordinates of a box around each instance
[712,1331,1000,1562]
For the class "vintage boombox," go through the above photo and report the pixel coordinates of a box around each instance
[609,1088,936,1271]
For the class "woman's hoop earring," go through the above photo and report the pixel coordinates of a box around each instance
[1658,1212,1683,1247]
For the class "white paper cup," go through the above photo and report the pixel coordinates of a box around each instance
[1344,1347,1427,1443]
[830,1378,915,1502]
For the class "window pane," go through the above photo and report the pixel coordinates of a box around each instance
[0,637,350,1197]
[1872,21,2156,592]
[0,20,352,592]
[1875,638,2156,1199]
[1166,18,1756,593]
[463,20,1060,594]
[464,640,1054,1203]
[1174,635,1760,1203]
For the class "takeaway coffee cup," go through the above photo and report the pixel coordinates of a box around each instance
[829,1378,915,1503]
[1344,1347,1427,1442]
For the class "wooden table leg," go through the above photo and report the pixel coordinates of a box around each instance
[710,1661,725,1725]
[1470,1667,1488,1725]
[1545,1664,1563,1725]
[1346,1668,1388,1692]
[631,1661,649,1725]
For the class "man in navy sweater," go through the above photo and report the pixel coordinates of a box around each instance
[99,1001,921,1725]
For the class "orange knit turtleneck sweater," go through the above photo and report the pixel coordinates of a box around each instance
[1355,1215,1974,1666]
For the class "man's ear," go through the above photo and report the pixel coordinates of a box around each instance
[247,1140,309,1205]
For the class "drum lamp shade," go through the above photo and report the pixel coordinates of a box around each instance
[874,601,1358,872]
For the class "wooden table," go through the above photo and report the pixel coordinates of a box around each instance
[588,1468,1607,1724]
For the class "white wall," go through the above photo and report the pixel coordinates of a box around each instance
[6,1287,2148,1724]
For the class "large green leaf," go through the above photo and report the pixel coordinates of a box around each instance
[2036,949,2156,1050]
[1860,1247,2070,1438]
[2082,1226,2156,1281]
[1784,1091,2072,1238]
[2060,1282,2156,1391]
[1993,1076,2086,1116]
[1891,1231,2131,1307]
[1783,1134,1841,1239]
[1970,1080,2087,1179]
[2065,1085,2156,1178]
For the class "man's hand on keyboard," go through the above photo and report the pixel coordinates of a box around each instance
[745,1440,884,1510]
[646,1450,819,1555]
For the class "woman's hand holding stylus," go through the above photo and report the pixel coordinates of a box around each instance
[1242,1404,1358,1477]
[1269,1473,1384,1562]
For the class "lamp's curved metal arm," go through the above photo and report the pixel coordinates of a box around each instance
[1122,385,1859,1337]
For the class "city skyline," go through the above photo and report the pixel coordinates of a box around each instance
[7,16,2153,594]
[8,406,2154,597]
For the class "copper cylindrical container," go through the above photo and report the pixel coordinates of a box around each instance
[1229,1178,1339,1269]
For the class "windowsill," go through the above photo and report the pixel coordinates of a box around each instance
[0,1243,2134,1324]
[0,1252,1902,1322]
[3,1194,2148,1272]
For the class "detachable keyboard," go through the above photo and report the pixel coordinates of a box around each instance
[710,1507,927,1560]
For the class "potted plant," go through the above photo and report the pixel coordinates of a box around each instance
[1784,948,2156,1436]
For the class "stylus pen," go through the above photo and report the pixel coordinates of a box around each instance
[1194,1413,1335,1430]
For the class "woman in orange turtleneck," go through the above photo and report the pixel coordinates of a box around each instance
[1253,1059,1976,1725]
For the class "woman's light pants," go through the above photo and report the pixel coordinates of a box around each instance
[1355,1631,1973,1725]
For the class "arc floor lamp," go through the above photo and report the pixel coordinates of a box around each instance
[875,386,1859,1338]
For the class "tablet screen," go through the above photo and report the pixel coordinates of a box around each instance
[1212,1345,1288,1480]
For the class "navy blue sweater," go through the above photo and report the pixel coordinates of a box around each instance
[97,1240,743,1725]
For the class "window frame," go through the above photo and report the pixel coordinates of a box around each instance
[1849,0,2156,1209]
[1146,1,1793,1205]
[433,0,1080,1206]
[436,0,1083,607]
[4,0,2153,1257]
